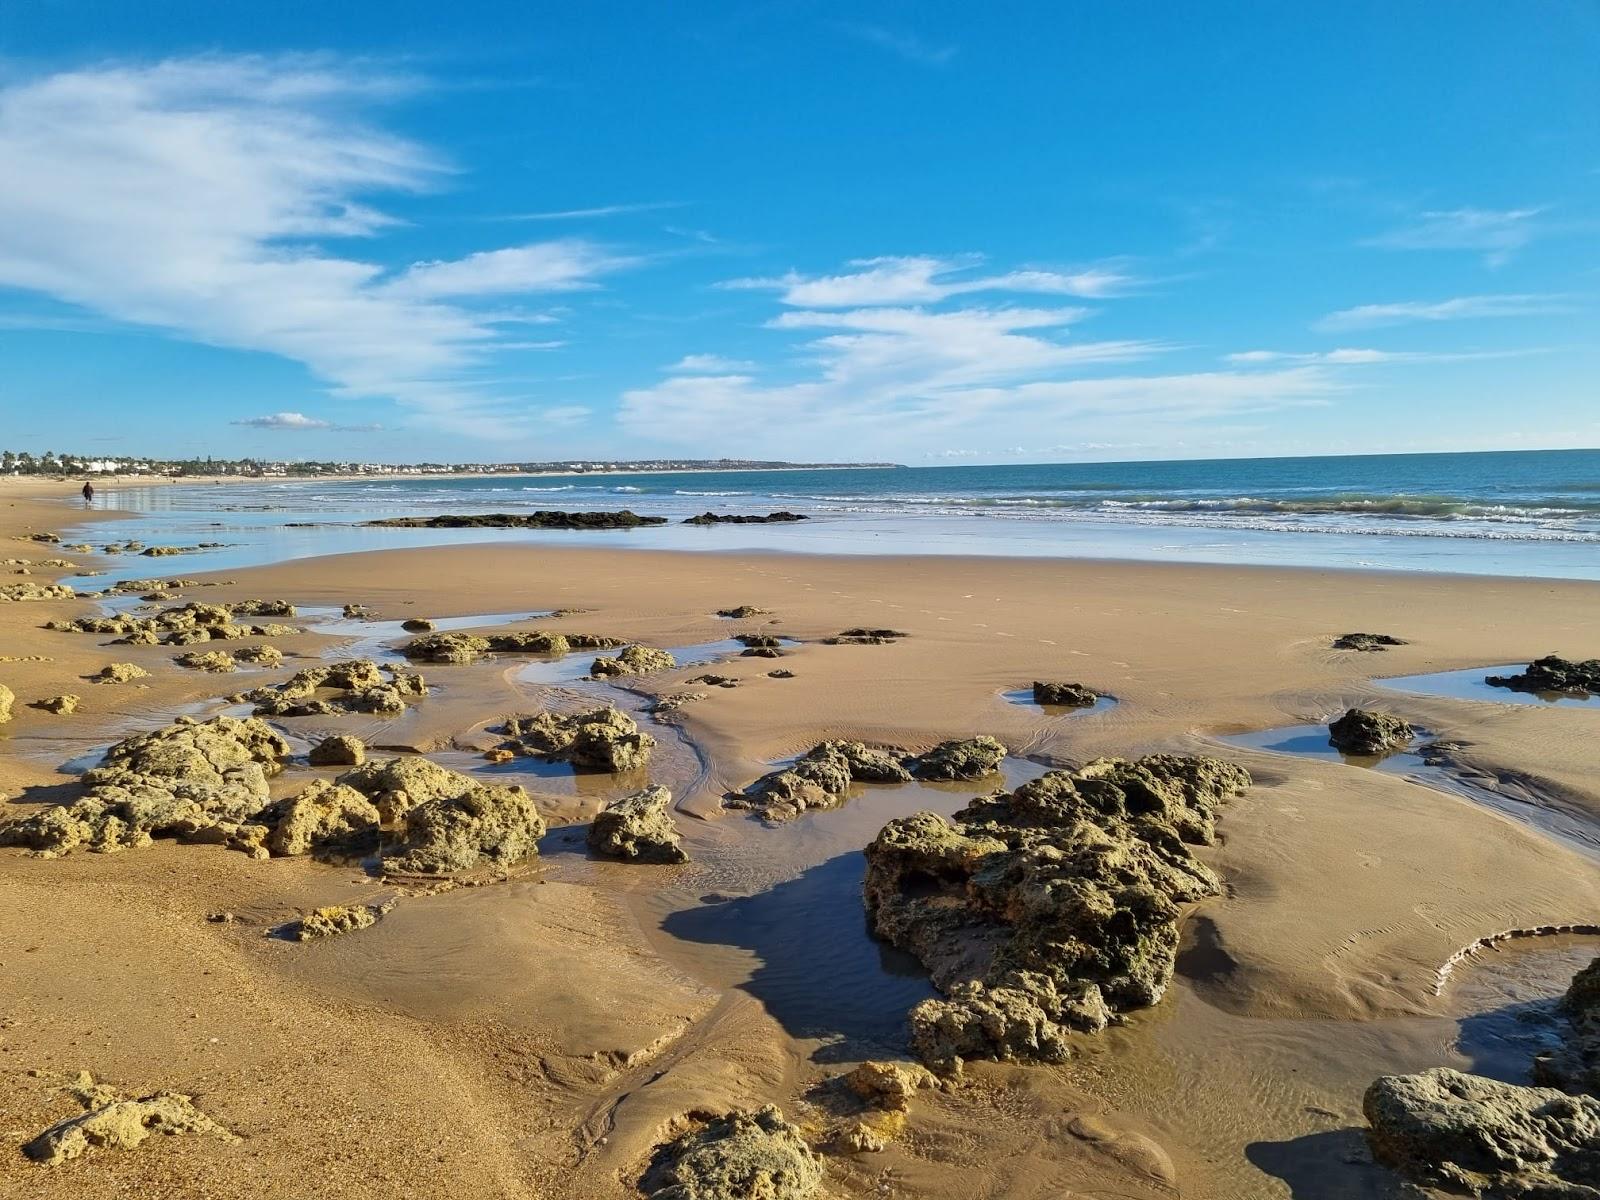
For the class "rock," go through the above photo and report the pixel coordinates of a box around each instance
[23,1077,236,1164]
[651,692,708,716]
[140,545,186,557]
[682,510,808,525]
[0,714,291,856]
[367,510,667,529]
[483,748,515,763]
[175,649,236,673]
[864,755,1251,1069]
[401,628,618,664]
[0,581,76,601]
[641,1106,823,1200]
[824,628,907,645]
[843,1061,938,1112]
[1488,656,1600,697]
[0,682,12,722]
[1327,708,1415,755]
[1032,681,1099,707]
[587,785,687,863]
[285,903,388,940]
[741,647,783,659]
[590,644,676,677]
[909,736,1006,781]
[768,669,795,679]
[93,663,149,684]
[240,659,427,716]
[716,605,770,618]
[262,781,381,856]
[309,734,366,767]
[341,604,372,619]
[689,674,739,688]
[47,598,299,645]
[34,694,80,714]
[401,618,435,632]
[501,706,655,772]
[1535,955,1600,1096]
[381,781,546,875]
[336,755,479,823]
[233,644,283,667]
[737,634,783,648]
[1364,1067,1600,1197]
[1333,632,1408,652]
[730,740,911,820]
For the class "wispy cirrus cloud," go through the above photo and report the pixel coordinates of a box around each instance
[1363,207,1547,266]
[834,22,957,66]
[1224,347,1544,365]
[723,255,1135,307]
[0,56,643,438]
[231,411,382,432]
[1314,294,1575,332]
[497,201,685,222]
[666,353,757,374]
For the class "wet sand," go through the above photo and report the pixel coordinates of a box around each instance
[4,478,1600,1199]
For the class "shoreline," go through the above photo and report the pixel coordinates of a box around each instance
[4,477,1600,1198]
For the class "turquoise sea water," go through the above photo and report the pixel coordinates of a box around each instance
[74,448,1600,582]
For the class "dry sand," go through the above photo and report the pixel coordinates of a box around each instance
[3,477,1599,1198]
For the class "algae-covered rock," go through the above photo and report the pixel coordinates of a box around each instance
[308,734,366,767]
[590,643,676,677]
[502,705,654,772]
[1488,656,1600,697]
[93,663,149,684]
[381,781,546,874]
[262,779,380,857]
[369,510,667,530]
[1031,681,1099,707]
[1364,1067,1600,1197]
[23,1077,236,1164]
[824,628,907,645]
[908,736,1005,781]
[1332,632,1408,652]
[588,785,687,863]
[641,1106,823,1200]
[864,754,1251,1069]
[716,605,770,618]
[401,617,435,632]
[1327,708,1414,755]
[0,715,291,856]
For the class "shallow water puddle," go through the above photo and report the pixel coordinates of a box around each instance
[297,607,550,662]
[1002,688,1119,717]
[1446,933,1600,1083]
[1378,664,1600,708]
[516,636,794,687]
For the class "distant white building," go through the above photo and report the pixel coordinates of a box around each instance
[84,460,122,473]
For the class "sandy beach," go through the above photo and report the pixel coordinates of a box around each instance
[4,476,1600,1199]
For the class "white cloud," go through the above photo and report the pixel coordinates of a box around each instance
[1314,294,1573,332]
[835,23,957,66]
[500,201,682,221]
[0,56,639,438]
[231,411,381,431]
[622,303,1329,458]
[667,353,758,374]
[724,255,1133,307]
[1224,347,1538,365]
[1364,207,1546,265]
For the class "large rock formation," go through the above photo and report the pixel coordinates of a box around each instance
[500,706,654,772]
[261,780,381,857]
[863,755,1252,1069]
[0,715,291,855]
[402,628,622,664]
[368,510,667,529]
[240,659,427,716]
[1488,656,1600,697]
[1364,1068,1600,1197]
[1327,708,1415,755]
[590,644,676,677]
[640,1106,824,1200]
[729,740,912,820]
[587,785,687,863]
[682,510,808,525]
[45,599,298,645]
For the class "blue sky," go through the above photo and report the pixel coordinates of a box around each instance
[0,1,1595,464]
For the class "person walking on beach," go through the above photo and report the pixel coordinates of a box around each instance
[81,481,94,504]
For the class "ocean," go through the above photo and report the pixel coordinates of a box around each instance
[72,448,1600,583]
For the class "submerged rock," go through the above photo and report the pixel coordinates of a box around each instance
[1332,632,1408,652]
[23,1076,236,1164]
[729,740,912,820]
[501,705,654,772]
[587,785,687,863]
[1488,656,1600,697]
[590,643,676,677]
[368,510,667,529]
[308,734,366,767]
[641,1106,823,1200]
[863,755,1251,1069]
[683,510,808,525]
[1364,1067,1600,1197]
[909,736,1006,781]
[1327,708,1415,755]
[0,715,291,856]
[1031,681,1099,707]
[93,663,149,684]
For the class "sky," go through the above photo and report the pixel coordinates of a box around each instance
[0,1,1595,466]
